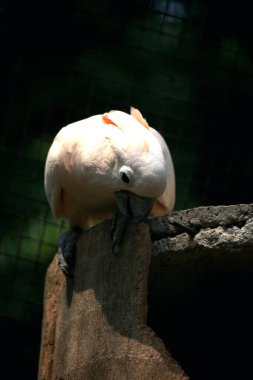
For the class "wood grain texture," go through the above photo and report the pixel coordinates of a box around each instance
[38,254,63,380]
[38,220,187,380]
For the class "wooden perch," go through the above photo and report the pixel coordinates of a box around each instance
[39,204,253,379]
[38,221,187,380]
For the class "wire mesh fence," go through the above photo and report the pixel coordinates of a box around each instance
[1,0,253,326]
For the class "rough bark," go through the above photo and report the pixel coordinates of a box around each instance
[38,221,187,380]
[38,255,63,380]
[149,204,253,298]
[38,204,253,379]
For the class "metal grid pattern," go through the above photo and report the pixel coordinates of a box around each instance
[1,0,253,323]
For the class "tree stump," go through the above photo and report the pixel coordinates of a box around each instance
[38,221,187,380]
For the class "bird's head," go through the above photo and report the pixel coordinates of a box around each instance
[104,110,167,223]
[114,148,167,223]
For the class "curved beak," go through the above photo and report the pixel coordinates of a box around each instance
[114,190,154,223]
[111,191,154,255]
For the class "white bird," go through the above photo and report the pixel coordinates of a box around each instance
[44,107,175,275]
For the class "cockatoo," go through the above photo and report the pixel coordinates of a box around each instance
[44,107,175,276]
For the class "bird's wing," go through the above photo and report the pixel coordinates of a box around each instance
[130,108,175,215]
[44,127,71,219]
[149,127,175,215]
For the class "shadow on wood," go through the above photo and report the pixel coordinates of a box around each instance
[148,204,253,379]
[38,221,187,379]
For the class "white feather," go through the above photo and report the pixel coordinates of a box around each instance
[44,109,175,227]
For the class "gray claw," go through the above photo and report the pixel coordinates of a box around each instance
[167,216,196,235]
[58,247,73,277]
[57,226,83,277]
[111,211,129,256]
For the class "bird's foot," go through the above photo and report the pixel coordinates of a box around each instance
[111,191,155,255]
[167,216,197,236]
[110,211,129,256]
[58,226,83,277]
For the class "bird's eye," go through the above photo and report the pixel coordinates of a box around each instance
[121,172,130,183]
[119,166,134,186]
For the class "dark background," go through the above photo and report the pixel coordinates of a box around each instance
[1,0,253,378]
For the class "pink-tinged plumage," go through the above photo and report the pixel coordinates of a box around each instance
[44,108,175,228]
